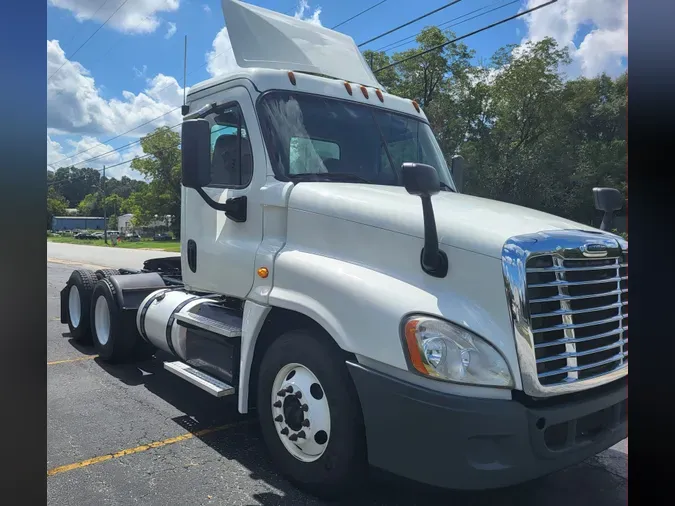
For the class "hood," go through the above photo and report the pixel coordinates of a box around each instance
[288,183,603,259]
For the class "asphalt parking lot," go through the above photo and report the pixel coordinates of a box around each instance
[48,259,628,506]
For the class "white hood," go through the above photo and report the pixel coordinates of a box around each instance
[220,0,381,88]
[288,183,601,259]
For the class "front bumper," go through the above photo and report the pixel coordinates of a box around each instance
[347,362,627,490]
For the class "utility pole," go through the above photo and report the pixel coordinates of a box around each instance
[102,165,108,244]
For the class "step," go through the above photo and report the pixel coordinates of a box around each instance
[175,311,242,337]
[164,361,235,397]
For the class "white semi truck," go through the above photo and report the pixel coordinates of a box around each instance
[60,0,627,498]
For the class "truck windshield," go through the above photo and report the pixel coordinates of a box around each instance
[257,90,455,189]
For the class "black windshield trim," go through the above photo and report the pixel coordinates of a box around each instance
[255,89,432,183]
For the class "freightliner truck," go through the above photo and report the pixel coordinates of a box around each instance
[59,0,628,498]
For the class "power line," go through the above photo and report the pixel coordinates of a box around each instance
[358,0,465,48]
[375,0,519,53]
[49,108,180,168]
[374,0,558,73]
[332,1,388,30]
[60,0,111,53]
[48,0,131,82]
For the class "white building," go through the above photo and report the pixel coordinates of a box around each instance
[118,214,173,233]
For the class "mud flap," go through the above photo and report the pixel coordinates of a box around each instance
[60,285,70,324]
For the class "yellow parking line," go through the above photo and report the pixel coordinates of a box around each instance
[47,355,98,365]
[47,420,253,477]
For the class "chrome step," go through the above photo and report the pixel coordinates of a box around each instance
[175,311,242,337]
[164,361,235,397]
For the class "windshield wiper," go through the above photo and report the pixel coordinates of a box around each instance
[288,172,373,184]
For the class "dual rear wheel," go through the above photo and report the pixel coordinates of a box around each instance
[64,269,153,362]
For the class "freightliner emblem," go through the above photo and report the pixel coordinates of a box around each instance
[581,243,609,258]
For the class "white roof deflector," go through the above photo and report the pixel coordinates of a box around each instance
[220,0,382,88]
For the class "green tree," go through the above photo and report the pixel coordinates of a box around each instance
[47,186,68,230]
[129,127,182,237]
[77,192,103,216]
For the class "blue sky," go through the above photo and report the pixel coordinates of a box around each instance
[47,0,627,180]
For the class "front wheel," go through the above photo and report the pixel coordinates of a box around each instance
[256,329,367,499]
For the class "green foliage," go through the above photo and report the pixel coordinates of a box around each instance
[365,35,626,229]
[47,186,68,229]
[127,127,182,237]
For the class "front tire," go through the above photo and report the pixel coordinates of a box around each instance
[256,329,367,499]
[65,269,98,342]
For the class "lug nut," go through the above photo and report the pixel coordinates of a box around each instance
[273,401,282,408]
[297,430,306,439]
[301,419,310,427]
[280,427,289,435]
[301,404,309,412]
[295,391,302,399]
[277,390,286,397]
[274,415,283,422]
[289,433,298,441]
[285,386,294,393]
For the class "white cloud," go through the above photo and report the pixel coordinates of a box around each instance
[520,0,627,78]
[47,134,147,179]
[165,21,177,39]
[48,39,185,137]
[203,4,211,14]
[206,1,323,78]
[48,0,180,34]
[133,64,148,78]
[205,27,238,78]
[294,0,322,26]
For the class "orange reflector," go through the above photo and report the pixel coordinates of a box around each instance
[344,81,353,95]
[257,267,269,279]
[288,71,296,85]
[375,89,384,102]
[360,86,369,99]
[412,100,420,113]
[404,319,427,375]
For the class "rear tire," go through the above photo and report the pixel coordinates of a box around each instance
[90,279,154,363]
[95,268,120,280]
[65,269,98,343]
[256,329,367,499]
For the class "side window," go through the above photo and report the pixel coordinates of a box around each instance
[289,137,341,174]
[209,104,253,187]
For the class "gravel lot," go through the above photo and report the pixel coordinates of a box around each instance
[47,256,627,506]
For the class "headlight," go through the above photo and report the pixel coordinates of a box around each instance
[402,316,514,388]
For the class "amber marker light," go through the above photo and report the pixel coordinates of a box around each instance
[257,267,269,278]
[412,100,420,113]
[375,89,384,102]
[344,81,353,95]
[404,319,428,375]
[360,86,369,99]
[288,71,296,85]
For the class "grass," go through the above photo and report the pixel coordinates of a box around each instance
[47,235,181,252]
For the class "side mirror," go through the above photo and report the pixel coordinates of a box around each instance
[401,163,447,278]
[401,162,440,196]
[451,155,465,193]
[593,187,625,231]
[181,119,212,189]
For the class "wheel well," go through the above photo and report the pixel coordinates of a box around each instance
[247,307,355,411]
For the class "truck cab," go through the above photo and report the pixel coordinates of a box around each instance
[60,0,627,498]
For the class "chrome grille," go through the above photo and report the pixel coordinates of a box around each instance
[526,254,627,386]
[502,230,628,397]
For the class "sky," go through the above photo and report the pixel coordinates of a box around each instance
[47,0,628,180]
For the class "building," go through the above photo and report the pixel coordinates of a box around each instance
[52,216,106,231]
[118,214,173,234]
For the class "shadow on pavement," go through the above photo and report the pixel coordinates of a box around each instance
[85,349,627,506]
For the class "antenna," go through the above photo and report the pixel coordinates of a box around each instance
[181,35,189,116]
